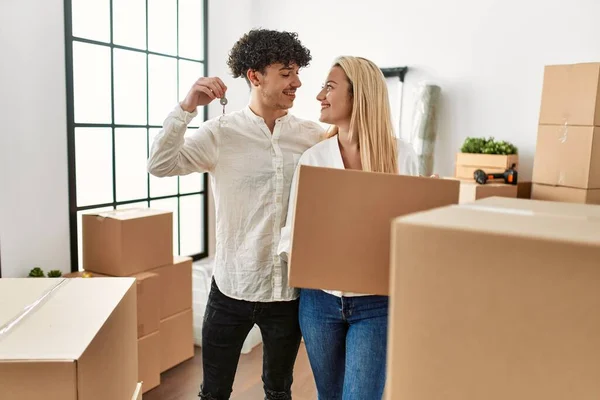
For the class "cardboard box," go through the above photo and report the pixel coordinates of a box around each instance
[532,125,600,189]
[83,208,173,276]
[288,165,460,295]
[539,62,600,126]
[0,278,137,400]
[138,331,160,393]
[132,271,160,338]
[160,309,194,372]
[532,183,600,204]
[458,180,517,204]
[387,198,600,400]
[65,270,160,338]
[455,153,518,180]
[153,256,193,319]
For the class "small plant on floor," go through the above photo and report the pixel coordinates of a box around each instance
[460,137,518,155]
[28,267,45,278]
[47,270,63,278]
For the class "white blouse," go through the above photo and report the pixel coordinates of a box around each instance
[278,135,419,297]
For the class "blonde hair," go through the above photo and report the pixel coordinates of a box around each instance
[326,56,398,174]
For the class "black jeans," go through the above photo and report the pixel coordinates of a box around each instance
[198,279,302,400]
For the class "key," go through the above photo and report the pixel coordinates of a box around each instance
[218,96,228,127]
[220,97,228,115]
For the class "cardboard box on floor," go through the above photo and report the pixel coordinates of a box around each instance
[387,197,600,400]
[538,62,600,126]
[288,165,460,295]
[138,331,160,393]
[0,278,138,400]
[532,125,600,189]
[532,183,600,204]
[160,309,194,372]
[457,180,517,204]
[82,208,173,276]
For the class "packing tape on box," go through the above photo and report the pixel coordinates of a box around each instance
[95,208,143,220]
[559,122,569,144]
[0,278,69,340]
[556,123,569,185]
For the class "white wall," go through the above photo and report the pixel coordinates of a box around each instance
[0,0,71,277]
[252,0,600,179]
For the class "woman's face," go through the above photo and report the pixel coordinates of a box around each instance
[316,66,353,126]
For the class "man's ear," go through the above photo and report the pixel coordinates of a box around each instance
[247,69,261,87]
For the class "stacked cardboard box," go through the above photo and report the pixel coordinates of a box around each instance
[77,208,194,394]
[455,152,518,181]
[386,197,600,400]
[532,63,600,204]
[0,277,140,400]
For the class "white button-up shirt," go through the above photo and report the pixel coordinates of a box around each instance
[148,104,324,302]
[278,135,419,298]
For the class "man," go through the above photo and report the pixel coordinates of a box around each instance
[147,29,323,400]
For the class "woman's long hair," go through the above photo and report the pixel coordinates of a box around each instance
[326,56,398,174]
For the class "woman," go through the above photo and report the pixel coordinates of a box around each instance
[278,56,419,399]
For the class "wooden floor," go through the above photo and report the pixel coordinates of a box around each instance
[144,344,316,400]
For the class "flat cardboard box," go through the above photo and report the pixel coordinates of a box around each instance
[138,331,160,393]
[458,180,517,204]
[288,165,460,295]
[532,125,600,189]
[153,256,193,319]
[132,271,160,338]
[455,153,518,180]
[387,198,600,400]
[83,208,173,276]
[0,278,137,400]
[532,183,600,204]
[539,62,600,126]
[160,309,194,372]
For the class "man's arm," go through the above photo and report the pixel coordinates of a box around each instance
[147,76,227,177]
[147,106,219,177]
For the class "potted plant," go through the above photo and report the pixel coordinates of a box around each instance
[455,137,519,180]
[47,270,63,278]
[28,267,45,278]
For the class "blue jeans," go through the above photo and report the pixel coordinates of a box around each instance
[299,289,389,400]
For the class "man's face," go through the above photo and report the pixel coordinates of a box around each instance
[254,63,302,110]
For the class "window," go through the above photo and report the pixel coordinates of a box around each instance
[64,0,209,272]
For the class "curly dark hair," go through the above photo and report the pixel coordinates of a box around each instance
[227,29,312,79]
